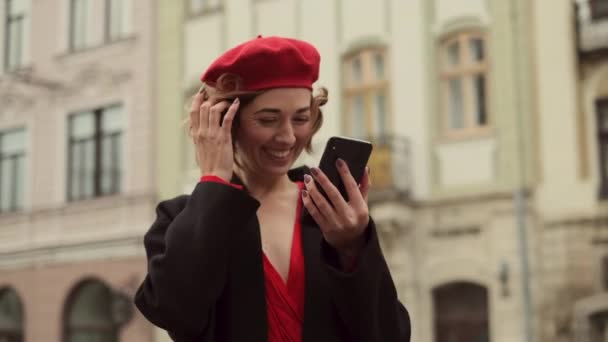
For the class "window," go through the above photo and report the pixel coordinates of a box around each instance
[4,0,28,71]
[601,255,608,290]
[64,280,118,342]
[440,32,489,138]
[70,0,91,50]
[0,288,23,342]
[0,129,25,213]
[591,0,608,21]
[342,48,390,139]
[68,105,123,201]
[597,99,608,198]
[189,0,222,15]
[433,282,490,342]
[106,0,132,42]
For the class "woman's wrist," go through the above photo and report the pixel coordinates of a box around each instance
[334,235,365,272]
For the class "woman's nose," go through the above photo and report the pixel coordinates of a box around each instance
[275,122,296,144]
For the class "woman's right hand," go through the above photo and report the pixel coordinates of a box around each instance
[190,93,240,181]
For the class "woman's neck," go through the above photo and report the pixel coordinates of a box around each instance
[234,167,294,200]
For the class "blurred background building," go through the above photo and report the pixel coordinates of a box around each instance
[1,0,608,342]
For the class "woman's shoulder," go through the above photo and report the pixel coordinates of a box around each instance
[155,193,190,219]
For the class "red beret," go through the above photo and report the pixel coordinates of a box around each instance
[200,35,320,91]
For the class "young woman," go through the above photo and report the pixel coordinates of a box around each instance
[134,35,410,342]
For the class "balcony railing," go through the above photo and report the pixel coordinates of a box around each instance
[365,135,412,202]
[576,0,608,57]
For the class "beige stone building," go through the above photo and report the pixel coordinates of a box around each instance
[1,0,606,341]
[0,0,157,341]
[155,1,608,342]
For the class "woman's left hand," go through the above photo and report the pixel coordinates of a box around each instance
[302,159,371,265]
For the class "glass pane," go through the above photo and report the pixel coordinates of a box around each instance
[6,19,23,70]
[101,106,122,133]
[351,95,365,138]
[0,289,22,326]
[14,156,24,210]
[2,130,25,155]
[374,91,387,136]
[374,53,385,80]
[72,0,89,48]
[69,143,81,199]
[448,78,464,129]
[101,135,121,195]
[0,160,11,212]
[70,113,95,139]
[68,282,112,325]
[447,41,460,67]
[469,38,484,62]
[70,140,95,199]
[83,140,95,198]
[108,0,122,40]
[352,58,362,83]
[473,74,487,126]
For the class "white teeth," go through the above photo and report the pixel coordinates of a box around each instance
[266,149,290,158]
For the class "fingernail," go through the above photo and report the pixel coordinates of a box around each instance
[310,168,319,177]
[336,158,345,168]
[302,190,308,198]
[304,174,312,184]
[233,98,240,105]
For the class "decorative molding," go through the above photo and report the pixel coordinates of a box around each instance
[58,63,132,98]
[434,15,487,39]
[0,69,64,116]
[0,236,145,270]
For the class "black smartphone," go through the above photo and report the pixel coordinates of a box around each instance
[316,136,373,201]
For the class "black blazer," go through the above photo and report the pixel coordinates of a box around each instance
[134,167,411,342]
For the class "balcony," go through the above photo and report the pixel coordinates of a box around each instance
[366,135,412,203]
[576,0,608,58]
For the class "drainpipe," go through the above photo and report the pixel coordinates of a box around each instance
[511,1,535,341]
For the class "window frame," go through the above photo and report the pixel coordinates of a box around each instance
[4,0,26,71]
[439,31,490,140]
[0,128,26,213]
[342,47,391,139]
[67,105,123,201]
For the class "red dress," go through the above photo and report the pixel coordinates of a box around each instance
[262,181,306,342]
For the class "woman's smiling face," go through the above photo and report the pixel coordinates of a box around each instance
[234,88,314,177]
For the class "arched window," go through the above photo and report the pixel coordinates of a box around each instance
[440,31,489,138]
[342,46,390,139]
[433,281,490,342]
[63,280,118,342]
[0,287,24,342]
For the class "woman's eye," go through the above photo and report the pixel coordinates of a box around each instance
[258,118,277,124]
[293,117,310,124]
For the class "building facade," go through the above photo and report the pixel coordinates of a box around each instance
[156,0,608,342]
[0,0,157,341]
[1,0,606,341]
